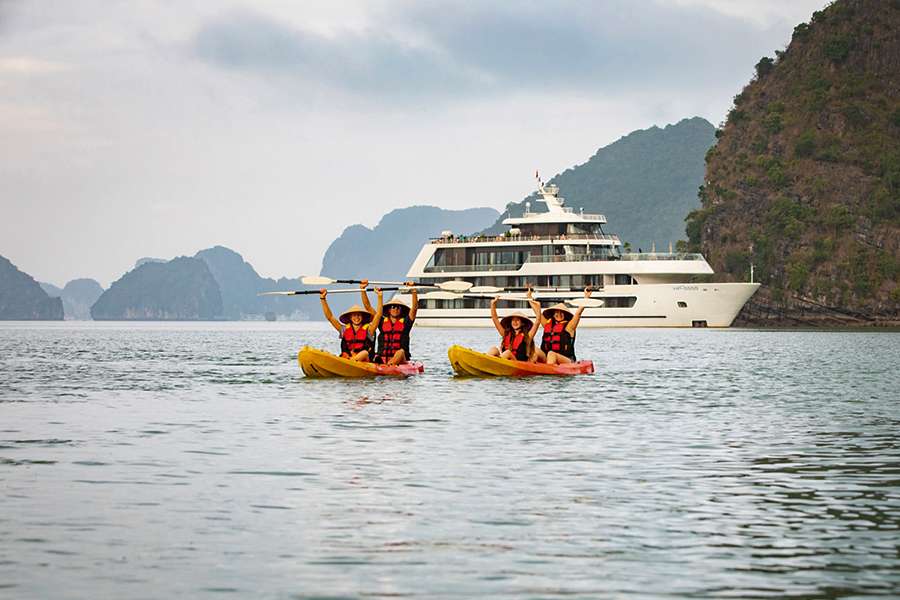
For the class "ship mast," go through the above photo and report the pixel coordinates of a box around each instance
[534,170,565,213]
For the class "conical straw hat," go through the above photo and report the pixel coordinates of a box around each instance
[339,305,373,325]
[384,297,410,316]
[542,302,574,320]
[500,312,533,330]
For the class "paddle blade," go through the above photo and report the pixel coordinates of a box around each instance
[421,291,460,300]
[567,297,605,308]
[300,275,335,285]
[258,291,297,296]
[436,281,473,293]
[470,286,503,294]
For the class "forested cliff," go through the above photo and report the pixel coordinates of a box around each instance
[688,0,900,325]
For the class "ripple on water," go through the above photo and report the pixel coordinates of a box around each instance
[0,323,899,598]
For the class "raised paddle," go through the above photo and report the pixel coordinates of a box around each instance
[258,287,406,297]
[300,276,472,293]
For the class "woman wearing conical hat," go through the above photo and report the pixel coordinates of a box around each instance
[528,286,592,365]
[320,286,382,362]
[360,280,419,366]
[488,296,540,361]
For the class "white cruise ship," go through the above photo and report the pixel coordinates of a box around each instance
[396,177,759,328]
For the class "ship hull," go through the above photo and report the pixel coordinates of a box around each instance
[411,283,760,328]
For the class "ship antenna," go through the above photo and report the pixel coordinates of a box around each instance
[535,170,545,193]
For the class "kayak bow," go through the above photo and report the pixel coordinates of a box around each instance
[298,347,424,378]
[448,345,594,377]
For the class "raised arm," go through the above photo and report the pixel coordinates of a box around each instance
[567,286,592,333]
[367,288,384,336]
[527,311,541,342]
[359,279,374,314]
[490,296,504,336]
[527,286,548,326]
[407,281,419,321]
[320,289,342,332]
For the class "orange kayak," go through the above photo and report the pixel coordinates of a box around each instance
[448,345,594,377]
[298,347,424,378]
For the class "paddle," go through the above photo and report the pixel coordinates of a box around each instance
[301,276,472,293]
[258,287,406,297]
[566,297,605,308]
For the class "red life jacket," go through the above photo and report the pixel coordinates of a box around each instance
[502,330,529,361]
[340,324,372,357]
[541,320,575,359]
[378,317,411,361]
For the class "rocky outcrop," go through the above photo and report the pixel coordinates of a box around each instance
[0,256,64,320]
[91,257,223,320]
[688,0,900,326]
[41,279,104,320]
[195,246,310,319]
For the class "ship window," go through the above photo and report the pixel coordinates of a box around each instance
[677,301,687,308]
[615,274,634,285]
[602,296,637,308]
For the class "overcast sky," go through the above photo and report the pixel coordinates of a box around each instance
[1,0,828,287]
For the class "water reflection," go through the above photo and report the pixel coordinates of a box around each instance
[0,322,898,597]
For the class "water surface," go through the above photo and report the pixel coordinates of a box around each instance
[1,322,899,598]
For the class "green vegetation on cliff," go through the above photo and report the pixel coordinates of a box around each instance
[0,255,64,320]
[91,257,223,320]
[687,0,900,323]
[484,118,716,250]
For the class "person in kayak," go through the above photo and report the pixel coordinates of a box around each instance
[360,281,419,366]
[528,286,592,365]
[320,287,382,362]
[488,296,540,361]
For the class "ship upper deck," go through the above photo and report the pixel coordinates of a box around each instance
[429,233,621,246]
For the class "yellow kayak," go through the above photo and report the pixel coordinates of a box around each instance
[298,346,424,378]
[448,345,594,377]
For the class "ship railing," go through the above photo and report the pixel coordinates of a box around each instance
[525,254,612,263]
[520,211,606,221]
[423,252,707,272]
[424,263,524,273]
[619,252,705,261]
[429,233,620,244]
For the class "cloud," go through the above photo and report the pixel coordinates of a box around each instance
[189,0,797,102]
[191,10,488,99]
[0,56,67,74]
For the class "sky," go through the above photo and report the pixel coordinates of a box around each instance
[1,0,829,287]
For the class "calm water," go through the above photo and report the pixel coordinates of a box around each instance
[1,321,899,599]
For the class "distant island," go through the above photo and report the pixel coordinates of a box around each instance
[195,245,312,320]
[40,278,104,320]
[91,256,223,320]
[84,246,315,321]
[0,255,63,320]
[688,0,899,326]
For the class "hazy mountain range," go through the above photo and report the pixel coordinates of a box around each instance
[3,117,722,321]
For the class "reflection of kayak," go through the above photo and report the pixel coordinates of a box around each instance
[448,345,594,377]
[298,347,424,378]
